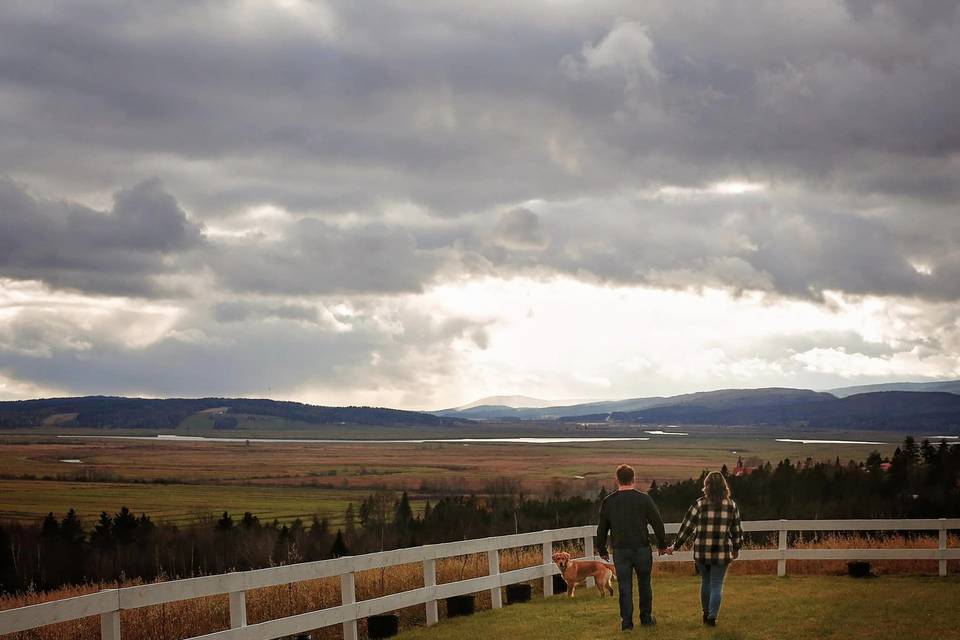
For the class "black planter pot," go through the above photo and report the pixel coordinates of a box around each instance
[552,574,568,595]
[505,583,532,604]
[847,561,873,578]
[445,594,476,617]
[367,614,399,639]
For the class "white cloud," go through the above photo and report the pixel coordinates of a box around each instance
[792,346,960,378]
[562,20,659,84]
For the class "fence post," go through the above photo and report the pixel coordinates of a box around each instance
[777,520,788,577]
[940,518,948,577]
[228,591,247,628]
[488,549,503,609]
[341,572,358,640]
[100,610,120,640]
[542,533,554,597]
[423,558,439,625]
[583,534,596,589]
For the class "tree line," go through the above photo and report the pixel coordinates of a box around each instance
[1,437,957,595]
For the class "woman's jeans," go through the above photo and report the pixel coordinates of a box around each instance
[696,561,729,619]
[613,547,654,626]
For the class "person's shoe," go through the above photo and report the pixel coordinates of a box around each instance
[640,615,657,626]
[705,617,717,627]
[621,620,634,631]
[702,611,708,625]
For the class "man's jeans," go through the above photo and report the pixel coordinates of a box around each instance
[613,546,653,627]
[696,562,729,620]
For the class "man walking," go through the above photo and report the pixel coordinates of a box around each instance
[597,464,668,630]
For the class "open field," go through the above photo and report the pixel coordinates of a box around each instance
[0,479,380,529]
[0,427,910,526]
[398,575,960,640]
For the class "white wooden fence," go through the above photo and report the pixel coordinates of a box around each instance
[1,518,957,639]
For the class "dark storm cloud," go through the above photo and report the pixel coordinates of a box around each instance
[207,218,450,295]
[843,0,959,28]
[460,192,957,301]
[0,178,202,296]
[492,208,547,250]
[1,0,959,301]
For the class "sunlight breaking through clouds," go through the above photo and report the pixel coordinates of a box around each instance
[1,1,959,405]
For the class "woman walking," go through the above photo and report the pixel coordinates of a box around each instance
[668,471,743,627]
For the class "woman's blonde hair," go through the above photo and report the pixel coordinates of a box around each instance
[703,471,731,503]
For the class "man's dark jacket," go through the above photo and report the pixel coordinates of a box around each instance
[596,489,667,557]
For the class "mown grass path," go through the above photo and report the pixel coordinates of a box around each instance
[397,575,960,640]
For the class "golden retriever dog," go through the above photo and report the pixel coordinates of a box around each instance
[551,551,616,597]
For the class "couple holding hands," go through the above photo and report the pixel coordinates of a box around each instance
[596,464,744,630]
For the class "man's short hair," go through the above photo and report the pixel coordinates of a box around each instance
[616,464,635,485]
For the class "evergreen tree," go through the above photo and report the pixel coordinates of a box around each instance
[240,512,260,529]
[344,503,356,539]
[902,437,920,466]
[395,491,414,529]
[112,507,139,545]
[0,525,19,595]
[311,516,329,535]
[330,530,349,557]
[90,511,114,549]
[60,509,84,545]
[59,509,86,585]
[216,511,235,531]
[40,512,59,539]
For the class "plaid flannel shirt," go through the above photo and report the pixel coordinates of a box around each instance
[672,497,743,565]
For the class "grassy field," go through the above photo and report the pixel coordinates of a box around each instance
[0,479,384,528]
[2,540,957,640]
[397,575,960,640]
[0,426,908,526]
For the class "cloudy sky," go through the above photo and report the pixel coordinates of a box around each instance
[1,0,959,409]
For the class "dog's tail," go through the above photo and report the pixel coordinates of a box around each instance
[605,562,617,580]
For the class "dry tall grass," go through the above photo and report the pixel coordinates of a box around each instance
[2,534,956,640]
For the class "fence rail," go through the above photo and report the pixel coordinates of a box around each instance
[1,518,957,639]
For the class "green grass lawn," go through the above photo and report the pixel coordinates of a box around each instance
[397,575,960,640]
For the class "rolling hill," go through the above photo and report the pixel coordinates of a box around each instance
[828,380,960,398]
[436,388,831,420]
[3,385,959,433]
[560,391,960,430]
[0,396,474,430]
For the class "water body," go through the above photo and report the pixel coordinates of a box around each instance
[58,434,653,445]
[775,438,886,445]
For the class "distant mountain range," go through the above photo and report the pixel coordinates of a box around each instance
[828,380,960,397]
[436,383,960,430]
[1,380,959,432]
[435,388,833,420]
[453,395,560,410]
[557,391,960,430]
[0,396,472,430]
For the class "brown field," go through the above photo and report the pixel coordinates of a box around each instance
[1,534,956,640]
[0,429,907,526]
